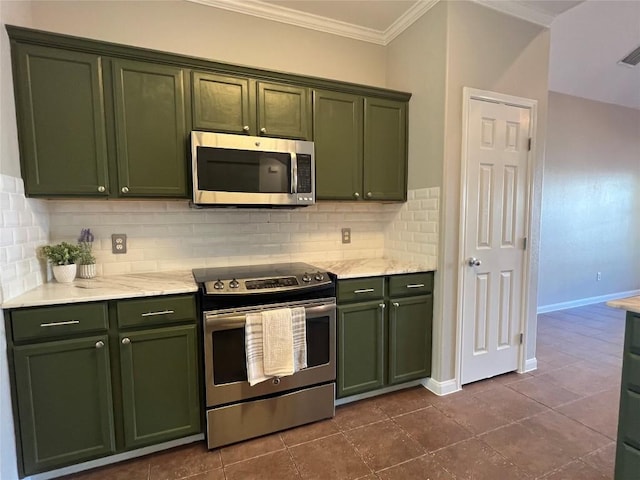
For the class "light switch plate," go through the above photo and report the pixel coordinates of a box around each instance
[112,234,127,254]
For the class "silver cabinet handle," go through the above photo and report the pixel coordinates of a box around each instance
[95,341,105,349]
[260,127,267,134]
[122,338,131,345]
[97,185,106,193]
[141,310,174,317]
[406,284,425,289]
[392,302,400,307]
[354,288,374,294]
[243,125,250,132]
[40,320,80,328]
[366,192,373,198]
[379,303,386,309]
[353,192,360,199]
[121,186,129,194]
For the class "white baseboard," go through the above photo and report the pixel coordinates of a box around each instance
[421,377,460,396]
[523,357,537,373]
[537,289,640,314]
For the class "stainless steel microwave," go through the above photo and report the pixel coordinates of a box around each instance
[191,131,315,207]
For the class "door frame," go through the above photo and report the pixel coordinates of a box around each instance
[455,87,538,388]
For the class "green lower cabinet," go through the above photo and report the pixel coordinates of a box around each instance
[119,324,201,449]
[337,273,434,399]
[388,295,433,385]
[337,300,386,398]
[13,335,115,475]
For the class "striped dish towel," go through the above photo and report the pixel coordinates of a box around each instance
[262,308,295,377]
[245,307,308,386]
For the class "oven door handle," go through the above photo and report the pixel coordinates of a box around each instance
[205,302,336,330]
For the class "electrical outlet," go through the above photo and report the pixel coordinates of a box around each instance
[341,228,351,244]
[112,234,127,254]
[597,272,602,281]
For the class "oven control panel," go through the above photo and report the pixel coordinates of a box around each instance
[202,272,331,295]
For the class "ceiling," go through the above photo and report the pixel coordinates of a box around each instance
[194,0,640,109]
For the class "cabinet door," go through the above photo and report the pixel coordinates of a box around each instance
[388,295,432,384]
[13,336,115,475]
[112,60,188,197]
[313,90,363,200]
[363,98,407,201]
[257,82,311,140]
[192,72,253,134]
[337,300,386,398]
[13,44,109,196]
[119,325,201,449]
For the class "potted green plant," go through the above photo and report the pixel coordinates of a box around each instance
[40,242,81,283]
[77,228,97,279]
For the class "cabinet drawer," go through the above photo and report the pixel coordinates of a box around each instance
[621,389,640,448]
[616,442,640,480]
[11,303,108,342]
[337,277,384,303]
[388,272,433,297]
[629,314,640,353]
[117,295,196,328]
[627,352,640,390]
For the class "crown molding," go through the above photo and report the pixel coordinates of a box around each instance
[187,0,439,46]
[472,0,555,27]
[384,0,439,44]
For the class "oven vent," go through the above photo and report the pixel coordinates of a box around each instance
[619,45,640,67]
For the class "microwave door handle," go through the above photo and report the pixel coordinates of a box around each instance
[290,152,298,194]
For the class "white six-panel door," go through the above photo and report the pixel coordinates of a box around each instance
[461,97,531,385]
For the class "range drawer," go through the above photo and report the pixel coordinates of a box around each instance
[11,303,108,342]
[117,294,196,328]
[388,272,434,297]
[337,277,384,303]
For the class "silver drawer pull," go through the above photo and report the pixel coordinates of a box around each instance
[406,284,425,289]
[354,288,375,294]
[141,310,174,317]
[393,302,400,307]
[40,320,80,327]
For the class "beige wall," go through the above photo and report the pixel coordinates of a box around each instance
[439,1,549,382]
[539,92,640,309]
[27,0,387,87]
[386,1,447,191]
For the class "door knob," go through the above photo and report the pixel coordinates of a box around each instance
[97,185,106,193]
[121,186,129,194]
[243,125,250,132]
[468,257,482,267]
[260,127,267,134]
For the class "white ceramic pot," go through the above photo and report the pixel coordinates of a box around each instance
[52,264,77,283]
[78,263,97,279]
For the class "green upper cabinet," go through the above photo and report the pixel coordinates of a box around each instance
[119,324,201,449]
[12,44,109,196]
[363,98,407,201]
[13,335,115,475]
[257,81,311,140]
[112,60,189,197]
[192,75,311,140]
[314,91,408,202]
[192,72,253,134]
[313,90,363,200]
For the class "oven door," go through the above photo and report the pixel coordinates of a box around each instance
[203,298,336,407]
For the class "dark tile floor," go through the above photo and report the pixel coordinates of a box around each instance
[63,303,624,480]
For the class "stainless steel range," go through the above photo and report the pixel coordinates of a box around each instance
[193,262,336,449]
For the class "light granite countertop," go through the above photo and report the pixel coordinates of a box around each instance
[316,258,436,279]
[2,270,198,309]
[607,296,640,315]
[2,258,437,309]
